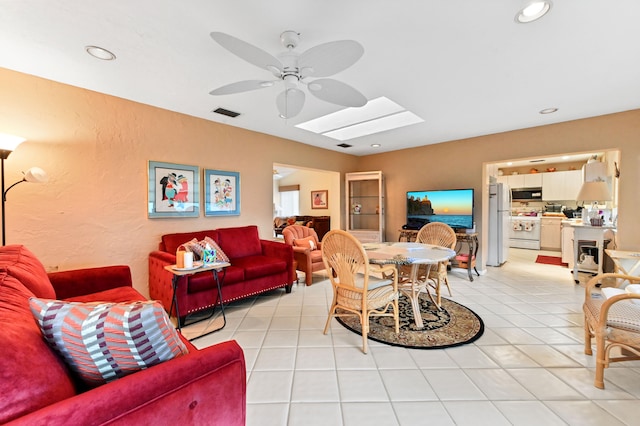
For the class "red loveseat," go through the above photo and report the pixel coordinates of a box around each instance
[0,245,246,426]
[149,225,294,325]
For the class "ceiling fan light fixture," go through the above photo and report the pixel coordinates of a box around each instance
[515,1,552,23]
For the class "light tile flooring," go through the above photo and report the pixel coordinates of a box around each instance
[185,249,640,425]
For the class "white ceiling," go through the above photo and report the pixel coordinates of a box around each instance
[2,1,639,156]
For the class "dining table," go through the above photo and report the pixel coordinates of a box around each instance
[364,242,456,329]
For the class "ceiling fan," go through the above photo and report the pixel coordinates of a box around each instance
[209,31,367,119]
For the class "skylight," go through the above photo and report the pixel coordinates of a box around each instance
[295,97,424,141]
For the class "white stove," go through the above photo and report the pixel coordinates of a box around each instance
[509,216,541,250]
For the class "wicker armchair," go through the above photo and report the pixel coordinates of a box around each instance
[321,230,399,353]
[583,273,640,389]
[411,222,457,299]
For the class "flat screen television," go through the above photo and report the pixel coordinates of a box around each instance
[406,188,474,231]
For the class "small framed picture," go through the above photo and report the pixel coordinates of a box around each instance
[148,161,200,218]
[204,169,240,216]
[311,190,328,209]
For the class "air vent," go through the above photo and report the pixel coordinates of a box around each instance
[213,107,240,118]
[529,159,545,163]
[337,143,352,148]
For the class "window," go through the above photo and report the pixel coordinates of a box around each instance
[279,185,300,216]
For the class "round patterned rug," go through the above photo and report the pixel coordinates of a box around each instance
[336,293,484,349]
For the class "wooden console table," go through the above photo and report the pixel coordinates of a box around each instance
[398,229,479,281]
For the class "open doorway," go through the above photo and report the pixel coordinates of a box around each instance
[272,163,340,239]
[483,149,620,269]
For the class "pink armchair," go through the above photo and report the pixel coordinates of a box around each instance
[283,225,325,285]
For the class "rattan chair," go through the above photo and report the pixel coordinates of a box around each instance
[583,272,640,389]
[413,222,457,299]
[321,230,399,353]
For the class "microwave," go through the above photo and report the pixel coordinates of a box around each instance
[511,187,543,201]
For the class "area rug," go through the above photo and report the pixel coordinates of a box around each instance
[535,255,568,267]
[335,293,484,349]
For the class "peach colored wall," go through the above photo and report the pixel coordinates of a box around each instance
[3,67,639,293]
[358,110,640,269]
[0,68,359,297]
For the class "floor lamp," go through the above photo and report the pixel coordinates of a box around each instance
[0,133,48,246]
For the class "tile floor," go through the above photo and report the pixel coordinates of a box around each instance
[185,249,640,425]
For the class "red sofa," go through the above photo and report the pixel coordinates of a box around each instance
[0,245,246,426]
[149,225,294,325]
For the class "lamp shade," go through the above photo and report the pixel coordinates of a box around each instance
[0,133,26,152]
[576,181,611,202]
[24,167,48,183]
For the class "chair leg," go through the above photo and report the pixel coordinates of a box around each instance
[443,275,452,297]
[362,314,369,354]
[584,319,593,356]
[594,333,606,389]
[323,304,337,335]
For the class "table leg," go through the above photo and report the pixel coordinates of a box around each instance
[188,268,227,341]
[169,274,181,332]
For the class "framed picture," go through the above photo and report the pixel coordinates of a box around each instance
[204,169,240,216]
[148,161,200,218]
[311,190,328,209]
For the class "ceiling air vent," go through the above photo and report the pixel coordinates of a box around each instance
[337,143,352,148]
[213,107,240,118]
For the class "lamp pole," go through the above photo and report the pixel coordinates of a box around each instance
[1,151,8,246]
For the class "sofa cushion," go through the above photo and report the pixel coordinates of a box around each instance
[217,226,262,259]
[231,255,287,280]
[187,265,245,294]
[29,298,189,387]
[0,244,56,299]
[0,272,76,424]
[63,286,148,303]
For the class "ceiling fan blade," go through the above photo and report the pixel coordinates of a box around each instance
[298,40,364,77]
[307,78,367,107]
[209,80,274,96]
[210,32,283,73]
[276,88,305,119]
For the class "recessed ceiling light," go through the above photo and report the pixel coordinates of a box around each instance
[539,107,558,114]
[371,144,381,148]
[85,45,116,61]
[515,1,552,23]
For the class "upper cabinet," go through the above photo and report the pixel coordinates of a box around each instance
[496,173,542,188]
[542,170,582,201]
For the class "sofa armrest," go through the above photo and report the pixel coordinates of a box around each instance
[260,239,294,284]
[7,340,246,426]
[48,265,133,300]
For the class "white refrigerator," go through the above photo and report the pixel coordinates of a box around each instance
[487,182,510,266]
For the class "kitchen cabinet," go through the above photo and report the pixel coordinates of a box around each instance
[540,217,562,251]
[542,170,582,201]
[346,171,384,242]
[497,173,542,188]
[561,222,575,267]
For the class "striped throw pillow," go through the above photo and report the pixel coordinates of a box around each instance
[29,298,189,387]
[183,236,230,263]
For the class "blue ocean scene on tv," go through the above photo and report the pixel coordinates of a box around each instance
[406,189,474,230]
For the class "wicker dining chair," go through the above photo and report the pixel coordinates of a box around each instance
[321,230,399,354]
[583,272,640,389]
[414,222,457,298]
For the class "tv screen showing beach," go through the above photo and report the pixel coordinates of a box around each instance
[406,189,474,230]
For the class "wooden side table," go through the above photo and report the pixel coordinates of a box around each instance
[455,232,479,282]
[164,261,230,341]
